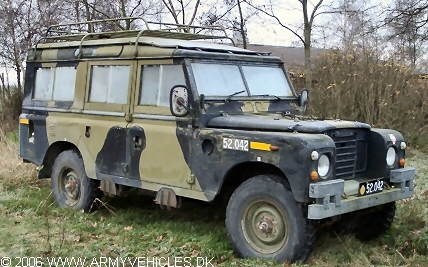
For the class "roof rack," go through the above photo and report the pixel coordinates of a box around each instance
[34,17,236,57]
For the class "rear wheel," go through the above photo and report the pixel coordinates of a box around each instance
[225,175,315,263]
[51,150,101,212]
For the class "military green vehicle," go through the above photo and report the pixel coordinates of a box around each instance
[19,17,415,263]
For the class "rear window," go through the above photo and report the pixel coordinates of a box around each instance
[33,67,76,101]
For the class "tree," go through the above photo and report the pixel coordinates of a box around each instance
[161,0,201,26]
[313,0,384,54]
[0,0,60,89]
[79,0,163,30]
[199,1,258,49]
[244,0,325,89]
[385,0,428,68]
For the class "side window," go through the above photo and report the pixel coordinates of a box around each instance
[139,65,185,107]
[33,67,76,101]
[89,65,130,104]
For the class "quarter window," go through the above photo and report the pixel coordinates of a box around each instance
[89,65,130,104]
[139,65,186,106]
[33,67,76,101]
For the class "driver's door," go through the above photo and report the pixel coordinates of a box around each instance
[128,61,194,190]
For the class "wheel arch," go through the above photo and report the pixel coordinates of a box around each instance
[38,141,79,179]
[215,161,291,202]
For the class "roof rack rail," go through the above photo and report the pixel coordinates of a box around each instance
[34,17,235,55]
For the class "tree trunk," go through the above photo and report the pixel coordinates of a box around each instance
[15,61,21,90]
[304,24,312,89]
[237,0,247,49]
[302,0,313,90]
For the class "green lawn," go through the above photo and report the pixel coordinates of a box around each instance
[0,148,427,266]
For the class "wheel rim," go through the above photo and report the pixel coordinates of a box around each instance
[242,199,288,254]
[59,167,81,206]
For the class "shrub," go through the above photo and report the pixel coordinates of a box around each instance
[1,85,22,132]
[0,129,37,186]
[296,48,428,148]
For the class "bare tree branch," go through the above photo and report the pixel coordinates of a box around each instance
[162,0,179,24]
[310,0,324,25]
[188,0,201,25]
[243,0,305,45]
[130,0,142,17]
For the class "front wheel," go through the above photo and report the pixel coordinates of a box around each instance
[225,175,315,263]
[51,150,101,212]
[353,202,396,241]
[333,202,396,241]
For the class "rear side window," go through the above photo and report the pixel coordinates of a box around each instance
[89,65,130,104]
[139,65,185,106]
[33,67,76,101]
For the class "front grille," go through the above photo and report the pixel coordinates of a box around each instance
[328,129,368,179]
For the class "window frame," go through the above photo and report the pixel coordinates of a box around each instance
[133,59,187,116]
[84,60,134,113]
[32,65,77,102]
[188,59,297,100]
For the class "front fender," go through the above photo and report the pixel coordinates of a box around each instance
[191,129,335,202]
[368,128,406,179]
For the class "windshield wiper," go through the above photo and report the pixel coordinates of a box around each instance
[226,90,246,101]
[253,94,282,101]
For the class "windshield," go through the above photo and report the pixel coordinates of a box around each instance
[191,62,294,97]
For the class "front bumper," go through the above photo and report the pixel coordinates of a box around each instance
[307,167,415,220]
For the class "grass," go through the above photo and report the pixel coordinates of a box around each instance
[1,132,428,266]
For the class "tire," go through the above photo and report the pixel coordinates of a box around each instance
[51,150,101,212]
[225,175,315,263]
[299,204,317,262]
[332,202,396,242]
[353,202,396,241]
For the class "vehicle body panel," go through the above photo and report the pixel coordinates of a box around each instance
[20,27,414,218]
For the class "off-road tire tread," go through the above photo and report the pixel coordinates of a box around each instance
[225,175,315,263]
[354,202,396,241]
[298,204,317,262]
[51,150,101,213]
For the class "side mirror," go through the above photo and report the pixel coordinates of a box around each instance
[298,89,309,111]
[170,85,190,117]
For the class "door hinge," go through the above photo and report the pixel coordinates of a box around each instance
[125,113,132,122]
[186,174,195,185]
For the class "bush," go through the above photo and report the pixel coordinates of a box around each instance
[1,85,22,132]
[0,129,37,186]
[297,48,428,148]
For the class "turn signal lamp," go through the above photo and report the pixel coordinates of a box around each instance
[310,171,319,181]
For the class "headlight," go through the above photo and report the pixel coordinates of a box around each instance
[318,154,330,178]
[386,147,396,166]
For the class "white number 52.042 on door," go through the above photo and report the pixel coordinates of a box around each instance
[223,138,249,151]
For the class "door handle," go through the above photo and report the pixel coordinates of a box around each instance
[85,126,91,138]
[133,136,142,149]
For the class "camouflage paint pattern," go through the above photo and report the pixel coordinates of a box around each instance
[20,35,409,205]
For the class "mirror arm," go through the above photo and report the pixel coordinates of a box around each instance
[183,105,191,114]
[178,99,191,114]
[200,94,205,109]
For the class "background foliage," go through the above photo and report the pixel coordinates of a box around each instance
[290,48,428,148]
